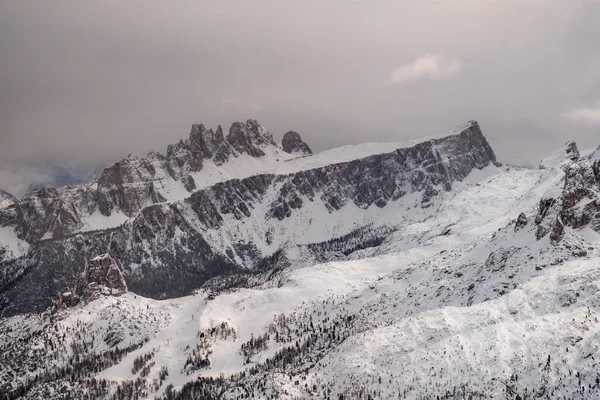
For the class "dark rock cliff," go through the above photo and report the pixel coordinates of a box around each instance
[281,131,312,155]
[534,142,600,243]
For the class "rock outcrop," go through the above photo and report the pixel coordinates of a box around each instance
[55,291,80,311]
[52,254,127,311]
[514,212,528,232]
[281,131,312,155]
[165,119,277,175]
[84,253,128,301]
[534,142,600,244]
[226,119,276,158]
[566,141,580,161]
[165,123,223,179]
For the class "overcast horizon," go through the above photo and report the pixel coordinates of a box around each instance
[1,1,599,196]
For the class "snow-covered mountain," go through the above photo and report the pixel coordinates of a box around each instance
[2,120,600,399]
[0,119,496,316]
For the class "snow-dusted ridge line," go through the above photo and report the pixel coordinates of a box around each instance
[120,120,485,219]
[5,119,486,244]
[91,119,483,219]
[273,120,479,175]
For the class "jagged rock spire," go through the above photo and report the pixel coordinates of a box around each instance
[226,119,276,157]
[566,141,580,161]
[281,131,312,155]
[534,140,600,244]
[84,253,128,301]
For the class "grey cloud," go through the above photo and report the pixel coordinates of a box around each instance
[564,102,600,125]
[0,165,54,197]
[390,55,461,84]
[1,1,599,195]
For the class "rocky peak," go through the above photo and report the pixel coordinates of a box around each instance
[147,151,165,161]
[566,141,580,161]
[450,121,498,164]
[84,253,128,301]
[188,123,225,160]
[168,120,276,174]
[226,119,276,158]
[534,141,600,243]
[514,212,528,232]
[0,118,288,242]
[166,124,217,180]
[98,155,155,187]
[281,131,312,155]
[97,155,164,217]
[53,253,127,312]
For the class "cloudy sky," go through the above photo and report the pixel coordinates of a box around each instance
[1,1,599,195]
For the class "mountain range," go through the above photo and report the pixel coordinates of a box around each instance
[1,119,600,399]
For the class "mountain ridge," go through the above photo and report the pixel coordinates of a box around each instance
[0,119,497,317]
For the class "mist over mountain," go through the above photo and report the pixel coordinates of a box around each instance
[0,162,107,198]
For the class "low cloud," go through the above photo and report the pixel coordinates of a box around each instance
[390,55,461,84]
[0,164,54,198]
[564,103,600,125]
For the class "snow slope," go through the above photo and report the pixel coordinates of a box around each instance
[0,225,28,261]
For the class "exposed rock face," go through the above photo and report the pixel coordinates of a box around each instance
[484,248,516,273]
[226,119,276,158]
[165,123,223,179]
[97,155,167,217]
[58,291,80,308]
[566,141,580,161]
[52,254,126,311]
[0,120,499,317]
[514,212,528,232]
[281,131,312,155]
[13,185,97,242]
[182,174,196,192]
[534,142,600,243]
[84,254,128,301]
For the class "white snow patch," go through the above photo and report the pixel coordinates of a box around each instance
[80,209,130,232]
[0,225,28,257]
